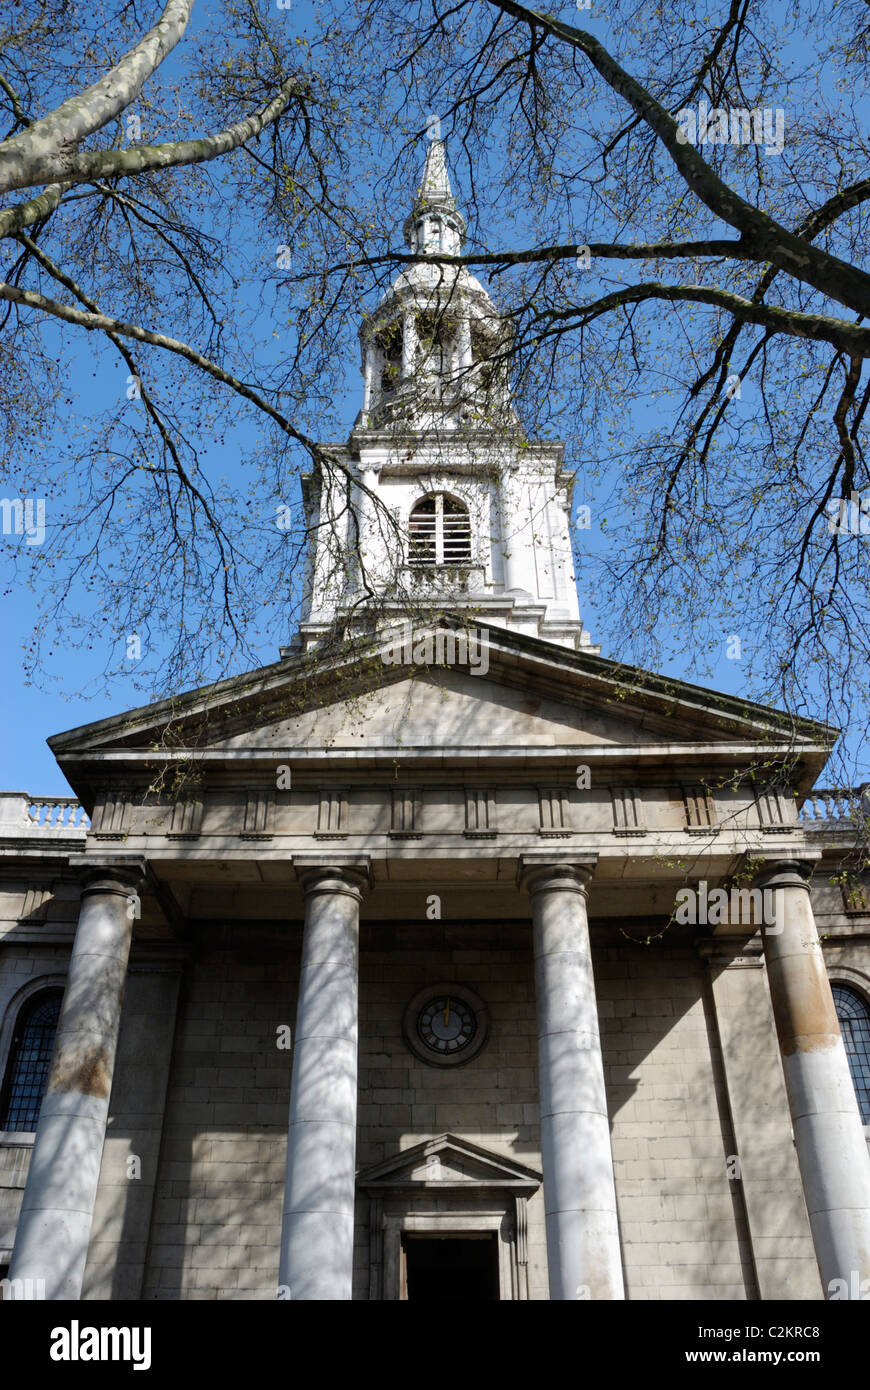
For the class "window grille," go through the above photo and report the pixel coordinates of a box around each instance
[408,493,472,565]
[0,991,62,1131]
[833,984,870,1124]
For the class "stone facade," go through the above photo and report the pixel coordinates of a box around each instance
[2,765,869,1300]
[2,140,870,1301]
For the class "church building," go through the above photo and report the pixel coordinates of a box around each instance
[1,142,869,1301]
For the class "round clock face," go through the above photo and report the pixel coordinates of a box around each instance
[403,983,489,1067]
[417,994,477,1057]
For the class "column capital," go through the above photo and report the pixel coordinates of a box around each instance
[753,858,818,893]
[517,853,598,896]
[68,855,147,900]
[294,855,372,900]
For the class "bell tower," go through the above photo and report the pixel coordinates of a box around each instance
[293,139,599,656]
[359,136,510,434]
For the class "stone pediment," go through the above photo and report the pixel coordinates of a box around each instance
[47,619,833,799]
[357,1134,541,1192]
[207,668,689,751]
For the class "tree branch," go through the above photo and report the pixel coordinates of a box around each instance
[315,237,751,277]
[0,179,71,238]
[0,276,396,545]
[486,0,870,317]
[532,281,870,355]
[0,0,194,195]
[0,78,305,194]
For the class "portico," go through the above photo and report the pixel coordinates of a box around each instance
[273,847,626,1301]
[9,736,870,1303]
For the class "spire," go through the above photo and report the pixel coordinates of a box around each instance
[355,136,513,433]
[403,137,466,255]
[418,138,453,203]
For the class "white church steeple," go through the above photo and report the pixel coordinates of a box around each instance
[358,137,512,434]
[403,136,465,257]
[293,140,599,657]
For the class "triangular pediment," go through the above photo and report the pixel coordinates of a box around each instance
[206,667,704,751]
[357,1134,541,1190]
[47,619,834,800]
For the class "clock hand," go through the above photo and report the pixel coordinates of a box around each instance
[444,999,450,1027]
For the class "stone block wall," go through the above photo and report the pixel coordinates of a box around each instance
[140,928,299,1300]
[127,919,783,1300]
[597,934,757,1299]
[351,922,548,1299]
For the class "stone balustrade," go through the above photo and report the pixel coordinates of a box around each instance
[0,792,89,837]
[799,786,869,826]
[400,563,487,594]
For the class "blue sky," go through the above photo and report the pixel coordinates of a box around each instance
[0,333,835,797]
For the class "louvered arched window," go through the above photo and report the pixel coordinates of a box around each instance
[833,984,870,1123]
[0,990,62,1131]
[408,493,472,566]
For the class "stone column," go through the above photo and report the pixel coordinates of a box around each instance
[355,465,380,595]
[9,862,144,1299]
[279,862,368,1300]
[401,310,418,379]
[498,468,530,597]
[757,860,870,1298]
[520,856,624,1300]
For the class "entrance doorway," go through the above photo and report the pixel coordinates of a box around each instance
[402,1234,500,1301]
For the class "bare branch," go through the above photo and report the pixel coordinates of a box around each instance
[486,0,870,317]
[0,0,194,195]
[533,282,870,356]
[1,78,306,194]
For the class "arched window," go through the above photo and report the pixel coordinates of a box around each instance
[417,313,455,379]
[377,323,402,393]
[408,493,472,566]
[833,984,870,1124]
[0,990,62,1131]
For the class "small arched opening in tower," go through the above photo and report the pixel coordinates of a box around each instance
[417,312,458,385]
[377,322,402,393]
[408,492,472,566]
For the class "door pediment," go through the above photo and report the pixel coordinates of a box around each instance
[358,1133,541,1192]
[359,1134,541,1300]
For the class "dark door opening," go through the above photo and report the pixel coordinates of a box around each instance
[402,1235,500,1301]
